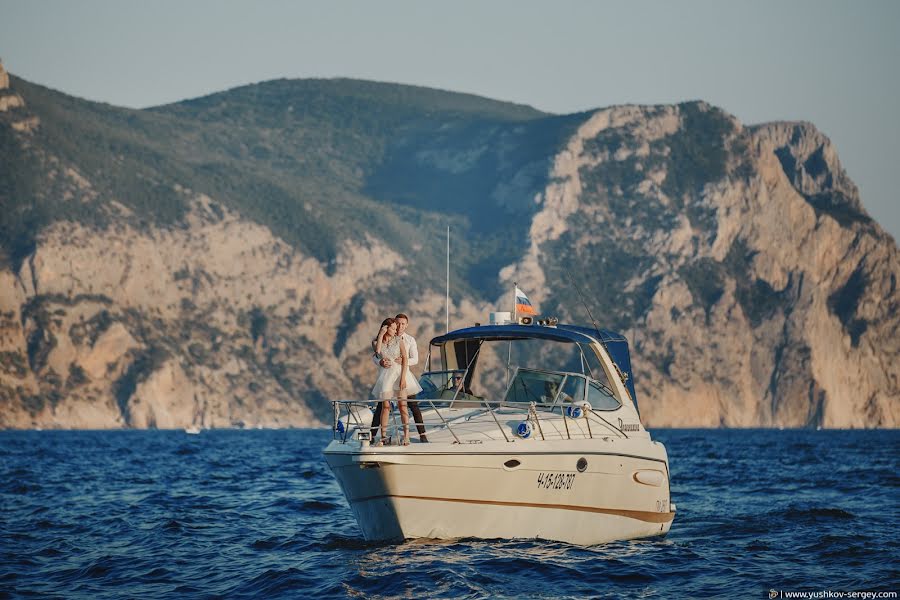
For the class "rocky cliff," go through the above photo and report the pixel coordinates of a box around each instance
[0,62,896,429]
[511,105,899,428]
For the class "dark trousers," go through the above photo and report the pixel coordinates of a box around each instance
[371,396,428,441]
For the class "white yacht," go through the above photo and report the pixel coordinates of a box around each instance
[323,317,675,545]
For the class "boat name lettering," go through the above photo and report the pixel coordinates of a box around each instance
[618,418,640,432]
[536,472,575,490]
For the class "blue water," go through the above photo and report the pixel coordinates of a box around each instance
[2,429,897,599]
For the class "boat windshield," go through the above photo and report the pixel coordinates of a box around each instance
[426,336,619,406]
[503,368,566,404]
[503,367,619,411]
[501,367,587,405]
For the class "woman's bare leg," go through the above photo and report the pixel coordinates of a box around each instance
[379,400,390,444]
[398,397,409,445]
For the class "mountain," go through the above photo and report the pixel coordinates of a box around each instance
[0,61,897,429]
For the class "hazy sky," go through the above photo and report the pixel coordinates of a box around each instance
[1,0,898,240]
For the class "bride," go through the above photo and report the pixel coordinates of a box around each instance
[371,317,422,445]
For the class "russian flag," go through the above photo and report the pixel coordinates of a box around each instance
[515,286,537,315]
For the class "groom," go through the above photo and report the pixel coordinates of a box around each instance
[370,313,428,443]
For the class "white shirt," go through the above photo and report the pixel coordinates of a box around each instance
[373,332,418,368]
[402,332,419,367]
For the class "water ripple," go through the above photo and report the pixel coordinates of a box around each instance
[0,429,897,598]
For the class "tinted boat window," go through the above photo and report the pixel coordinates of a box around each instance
[579,344,616,393]
[588,382,621,411]
[504,370,565,404]
[558,375,585,404]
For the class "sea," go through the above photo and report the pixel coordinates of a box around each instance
[1,429,897,599]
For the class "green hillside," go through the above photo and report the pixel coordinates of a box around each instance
[1,75,581,298]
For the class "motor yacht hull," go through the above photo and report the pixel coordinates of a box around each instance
[324,439,675,545]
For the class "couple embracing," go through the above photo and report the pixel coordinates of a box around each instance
[370,313,428,446]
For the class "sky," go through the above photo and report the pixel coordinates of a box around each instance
[1,0,898,240]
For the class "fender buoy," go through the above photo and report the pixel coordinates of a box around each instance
[516,421,532,438]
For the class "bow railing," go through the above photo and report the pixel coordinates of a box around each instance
[330,395,628,446]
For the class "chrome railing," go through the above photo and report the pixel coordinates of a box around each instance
[330,396,629,445]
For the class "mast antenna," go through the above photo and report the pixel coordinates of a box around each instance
[445,225,450,333]
[565,268,602,334]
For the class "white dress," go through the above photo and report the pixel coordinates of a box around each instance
[371,336,423,399]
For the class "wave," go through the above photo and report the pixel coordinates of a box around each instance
[779,507,856,521]
[2,428,897,598]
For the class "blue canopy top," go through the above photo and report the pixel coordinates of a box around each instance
[430,323,639,413]
[430,323,612,345]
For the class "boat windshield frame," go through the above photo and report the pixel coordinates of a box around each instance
[502,366,619,412]
[427,323,639,416]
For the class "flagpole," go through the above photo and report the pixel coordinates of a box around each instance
[512,281,517,323]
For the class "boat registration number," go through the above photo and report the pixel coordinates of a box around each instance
[537,472,575,490]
